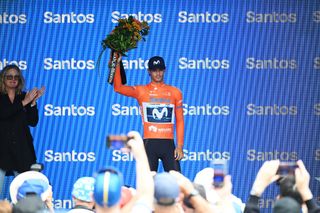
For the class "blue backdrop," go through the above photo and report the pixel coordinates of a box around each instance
[1,0,319,211]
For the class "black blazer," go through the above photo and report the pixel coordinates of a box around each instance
[0,92,38,173]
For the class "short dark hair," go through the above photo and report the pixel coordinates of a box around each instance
[279,175,303,204]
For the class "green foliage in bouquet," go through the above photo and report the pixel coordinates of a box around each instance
[96,16,150,73]
[102,16,150,56]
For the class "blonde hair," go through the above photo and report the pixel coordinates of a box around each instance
[0,64,25,94]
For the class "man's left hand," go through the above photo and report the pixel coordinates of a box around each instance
[174,147,184,160]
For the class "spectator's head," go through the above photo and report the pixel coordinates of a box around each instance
[12,195,49,213]
[278,175,303,204]
[154,172,180,206]
[0,64,25,94]
[10,171,51,204]
[273,197,300,213]
[72,176,95,208]
[93,167,123,209]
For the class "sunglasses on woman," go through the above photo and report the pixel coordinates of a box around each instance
[5,75,20,80]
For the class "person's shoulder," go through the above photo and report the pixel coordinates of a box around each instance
[166,84,182,95]
[165,84,180,90]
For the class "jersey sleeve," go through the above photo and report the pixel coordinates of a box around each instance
[113,62,139,98]
[174,88,184,148]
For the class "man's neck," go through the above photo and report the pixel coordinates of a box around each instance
[150,81,164,86]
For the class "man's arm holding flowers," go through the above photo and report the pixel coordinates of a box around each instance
[113,53,138,98]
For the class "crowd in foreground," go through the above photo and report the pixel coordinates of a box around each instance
[0,131,319,213]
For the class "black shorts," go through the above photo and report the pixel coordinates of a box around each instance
[143,138,181,172]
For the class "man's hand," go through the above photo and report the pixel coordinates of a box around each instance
[109,51,122,67]
[250,160,280,197]
[126,131,147,160]
[174,147,184,160]
[295,160,313,201]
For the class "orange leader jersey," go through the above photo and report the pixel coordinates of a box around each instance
[113,64,184,147]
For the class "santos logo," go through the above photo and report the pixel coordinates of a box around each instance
[246,11,297,23]
[247,104,297,116]
[44,58,95,70]
[43,12,94,24]
[183,104,230,116]
[44,104,95,116]
[111,11,162,23]
[111,149,230,161]
[0,59,27,70]
[0,12,27,24]
[112,103,230,116]
[178,11,229,23]
[247,150,298,161]
[44,150,96,162]
[122,58,148,70]
[53,199,72,209]
[179,57,230,70]
[246,58,297,69]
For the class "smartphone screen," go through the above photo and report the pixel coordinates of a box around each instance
[107,135,128,149]
[277,162,297,176]
[212,159,228,188]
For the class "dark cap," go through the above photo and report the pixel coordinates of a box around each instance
[148,56,166,70]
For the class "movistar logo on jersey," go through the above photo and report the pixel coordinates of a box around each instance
[143,103,174,123]
[153,107,168,119]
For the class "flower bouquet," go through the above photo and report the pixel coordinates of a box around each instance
[97,16,150,84]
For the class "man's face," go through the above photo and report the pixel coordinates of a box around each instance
[148,69,165,83]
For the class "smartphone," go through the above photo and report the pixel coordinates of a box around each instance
[107,135,130,149]
[211,159,228,188]
[277,161,297,176]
